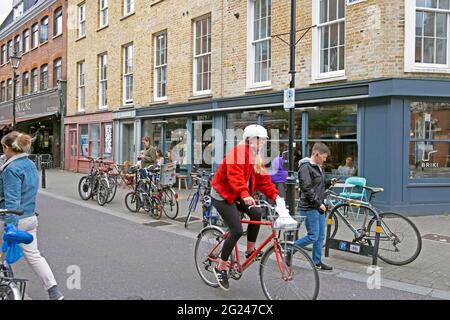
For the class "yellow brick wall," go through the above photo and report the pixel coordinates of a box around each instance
[66,0,450,117]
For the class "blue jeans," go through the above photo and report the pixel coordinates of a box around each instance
[294,210,326,265]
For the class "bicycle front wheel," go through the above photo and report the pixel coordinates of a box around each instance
[194,226,225,288]
[367,212,422,266]
[97,179,110,206]
[125,192,140,213]
[161,188,179,220]
[106,176,118,204]
[260,242,319,300]
[185,192,199,229]
[78,176,93,200]
[0,284,21,300]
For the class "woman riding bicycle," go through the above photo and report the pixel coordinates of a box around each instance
[210,124,286,291]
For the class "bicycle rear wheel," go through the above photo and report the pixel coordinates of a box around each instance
[260,242,319,300]
[150,197,163,220]
[367,212,422,266]
[194,227,225,288]
[161,188,179,220]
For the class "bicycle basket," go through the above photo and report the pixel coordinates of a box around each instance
[160,161,177,187]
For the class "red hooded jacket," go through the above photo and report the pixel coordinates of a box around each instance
[211,143,278,204]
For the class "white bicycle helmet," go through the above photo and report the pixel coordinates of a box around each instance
[243,124,269,140]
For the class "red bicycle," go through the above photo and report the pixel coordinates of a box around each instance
[194,201,319,300]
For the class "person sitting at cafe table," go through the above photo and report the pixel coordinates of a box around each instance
[336,156,356,176]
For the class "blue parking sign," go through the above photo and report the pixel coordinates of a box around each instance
[339,241,348,251]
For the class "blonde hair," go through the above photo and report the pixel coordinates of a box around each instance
[1,131,32,154]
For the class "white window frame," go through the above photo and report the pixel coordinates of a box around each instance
[99,0,108,28]
[405,0,450,73]
[311,0,346,82]
[78,3,86,38]
[23,29,30,53]
[1,45,6,64]
[14,35,21,55]
[54,7,63,37]
[99,53,108,109]
[247,0,272,90]
[123,0,135,16]
[154,32,168,101]
[123,44,133,105]
[78,61,85,112]
[193,15,212,96]
[40,64,48,90]
[23,72,29,95]
[40,16,49,43]
[32,23,39,48]
[31,68,38,93]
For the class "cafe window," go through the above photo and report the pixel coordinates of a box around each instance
[166,117,188,167]
[80,124,89,157]
[409,102,450,179]
[142,120,163,150]
[308,105,358,175]
[193,115,213,169]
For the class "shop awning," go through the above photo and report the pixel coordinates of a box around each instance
[0,89,61,125]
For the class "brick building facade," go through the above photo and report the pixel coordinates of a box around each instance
[0,0,68,168]
[65,0,450,214]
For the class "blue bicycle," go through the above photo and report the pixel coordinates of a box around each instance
[0,209,30,300]
[184,171,222,229]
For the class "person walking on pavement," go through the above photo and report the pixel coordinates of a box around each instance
[0,131,64,300]
[139,136,157,168]
[210,124,288,291]
[270,151,288,198]
[295,142,336,271]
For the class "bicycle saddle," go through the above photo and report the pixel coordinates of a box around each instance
[362,186,384,194]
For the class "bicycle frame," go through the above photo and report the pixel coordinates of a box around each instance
[207,219,290,275]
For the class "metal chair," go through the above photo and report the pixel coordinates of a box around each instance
[28,154,40,169]
[39,154,53,169]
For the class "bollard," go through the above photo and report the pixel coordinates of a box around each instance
[41,163,46,189]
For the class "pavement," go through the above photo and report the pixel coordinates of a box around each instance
[33,169,450,299]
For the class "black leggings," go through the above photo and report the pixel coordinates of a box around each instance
[212,198,262,261]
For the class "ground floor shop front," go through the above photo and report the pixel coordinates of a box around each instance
[103,79,450,215]
[0,89,63,168]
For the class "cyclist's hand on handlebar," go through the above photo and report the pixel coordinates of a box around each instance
[330,178,338,185]
[243,197,256,206]
[319,204,327,213]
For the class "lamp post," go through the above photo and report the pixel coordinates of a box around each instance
[9,52,21,130]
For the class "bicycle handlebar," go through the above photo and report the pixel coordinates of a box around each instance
[0,209,24,216]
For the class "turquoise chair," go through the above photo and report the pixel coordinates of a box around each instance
[339,177,368,201]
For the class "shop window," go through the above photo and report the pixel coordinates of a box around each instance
[89,124,100,158]
[103,123,113,160]
[142,120,163,150]
[308,105,358,175]
[410,102,450,179]
[166,118,188,167]
[80,124,89,157]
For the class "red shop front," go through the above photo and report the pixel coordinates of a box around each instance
[64,111,113,173]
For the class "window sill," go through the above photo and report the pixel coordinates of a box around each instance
[52,33,62,40]
[120,12,135,21]
[39,41,49,46]
[76,35,86,42]
[150,0,166,7]
[96,25,109,32]
[21,50,29,57]
[245,85,273,93]
[76,111,86,115]
[30,46,39,53]
[149,100,169,106]
[405,65,450,74]
[309,75,347,85]
[188,93,213,101]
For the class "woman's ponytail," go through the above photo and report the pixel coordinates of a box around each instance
[1,131,32,154]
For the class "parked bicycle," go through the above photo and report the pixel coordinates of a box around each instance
[124,166,165,219]
[77,157,115,206]
[185,171,223,229]
[0,209,28,300]
[194,200,319,300]
[326,186,422,266]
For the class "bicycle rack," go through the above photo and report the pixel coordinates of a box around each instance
[324,204,382,266]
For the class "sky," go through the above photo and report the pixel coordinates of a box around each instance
[0,0,14,25]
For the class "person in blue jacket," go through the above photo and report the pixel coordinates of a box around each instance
[0,131,64,300]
